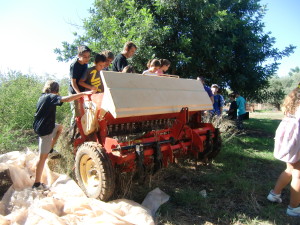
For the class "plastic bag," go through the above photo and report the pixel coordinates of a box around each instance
[81,100,98,135]
[0,150,156,225]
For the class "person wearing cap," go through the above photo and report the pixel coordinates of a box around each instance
[210,84,224,116]
[197,76,214,103]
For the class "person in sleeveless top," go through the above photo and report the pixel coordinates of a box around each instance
[267,83,300,217]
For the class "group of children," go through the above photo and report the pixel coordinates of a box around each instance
[31,41,300,217]
[201,79,300,216]
[198,76,247,130]
[142,59,171,76]
[31,41,172,191]
[67,42,172,123]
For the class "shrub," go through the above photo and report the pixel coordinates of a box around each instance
[0,71,71,152]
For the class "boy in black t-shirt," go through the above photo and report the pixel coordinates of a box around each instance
[32,80,94,190]
[227,93,238,120]
[69,45,91,125]
[112,41,137,72]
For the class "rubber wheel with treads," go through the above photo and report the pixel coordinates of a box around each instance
[75,142,115,201]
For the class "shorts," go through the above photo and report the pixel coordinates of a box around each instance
[38,124,60,154]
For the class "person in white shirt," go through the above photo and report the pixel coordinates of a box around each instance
[142,59,161,76]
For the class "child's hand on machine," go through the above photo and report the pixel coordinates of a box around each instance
[91,86,98,91]
[84,90,96,95]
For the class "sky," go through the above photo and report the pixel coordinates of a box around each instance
[0,0,299,79]
[260,0,300,76]
[0,0,94,79]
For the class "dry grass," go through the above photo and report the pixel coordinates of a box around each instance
[48,125,76,178]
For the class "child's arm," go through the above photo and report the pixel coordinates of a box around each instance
[220,95,225,114]
[71,78,81,94]
[61,91,95,103]
[207,88,214,104]
[79,79,97,91]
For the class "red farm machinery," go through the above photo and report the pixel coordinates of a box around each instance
[73,71,221,201]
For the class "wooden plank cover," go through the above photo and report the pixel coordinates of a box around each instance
[100,71,213,118]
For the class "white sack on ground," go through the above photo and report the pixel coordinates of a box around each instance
[142,187,170,217]
[0,150,158,225]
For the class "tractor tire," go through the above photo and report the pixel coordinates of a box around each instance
[208,128,222,160]
[75,142,115,201]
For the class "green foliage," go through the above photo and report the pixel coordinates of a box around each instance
[0,71,71,152]
[288,66,300,76]
[55,0,295,99]
[251,76,286,110]
[0,71,42,130]
[281,71,300,93]
[0,125,34,153]
[250,71,300,109]
[54,0,166,72]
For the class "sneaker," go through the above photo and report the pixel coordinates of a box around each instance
[267,190,282,203]
[287,205,300,217]
[32,182,49,191]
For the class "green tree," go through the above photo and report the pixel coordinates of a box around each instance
[0,71,42,130]
[288,66,300,76]
[0,71,71,152]
[260,77,285,110]
[251,70,300,110]
[0,71,71,130]
[54,0,295,99]
[54,0,166,72]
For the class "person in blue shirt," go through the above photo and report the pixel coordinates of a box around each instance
[235,92,247,129]
[211,84,224,116]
